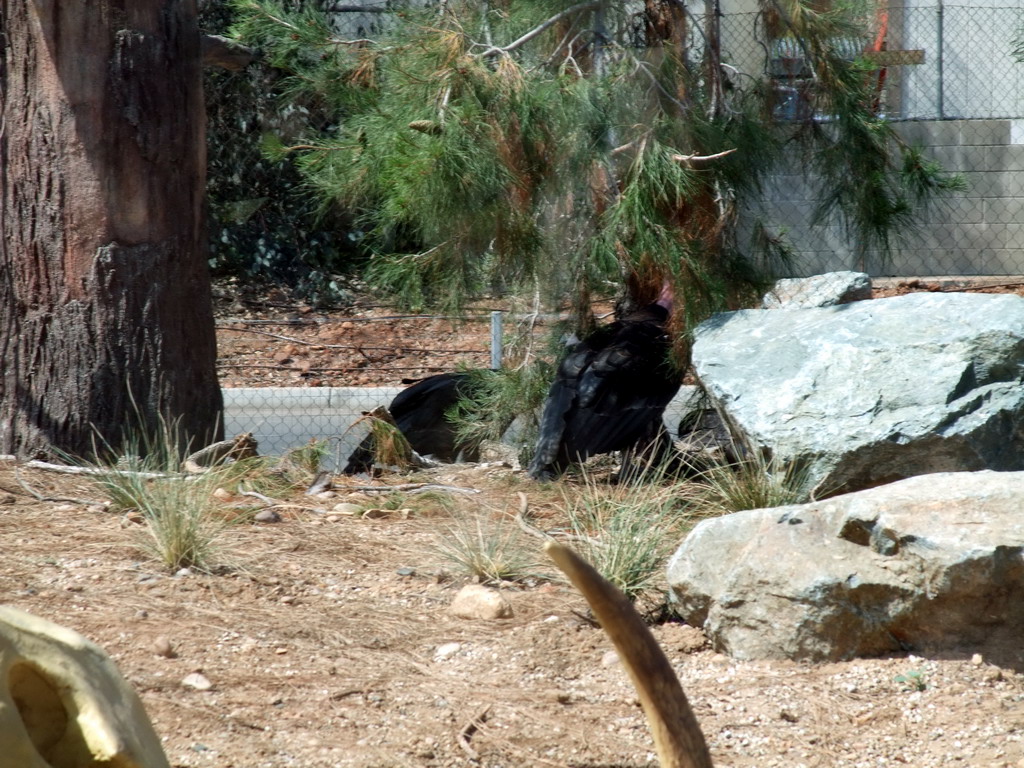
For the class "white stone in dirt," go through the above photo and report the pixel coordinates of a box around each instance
[182,672,213,691]
[433,642,461,661]
[761,270,872,309]
[449,584,513,620]
[667,470,1024,663]
[0,605,171,768]
[693,292,1024,494]
[331,502,362,515]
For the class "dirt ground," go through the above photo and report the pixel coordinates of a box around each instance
[211,276,1024,389]
[4,276,1024,767]
[3,461,1024,768]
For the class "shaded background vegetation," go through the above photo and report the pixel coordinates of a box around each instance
[200,0,359,305]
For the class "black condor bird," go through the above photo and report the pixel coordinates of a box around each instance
[527,288,681,480]
[343,372,479,474]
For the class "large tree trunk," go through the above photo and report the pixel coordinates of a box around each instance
[0,0,223,459]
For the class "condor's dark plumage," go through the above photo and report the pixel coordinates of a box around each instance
[527,298,681,480]
[343,372,479,474]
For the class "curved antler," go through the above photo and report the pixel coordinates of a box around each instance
[545,541,714,768]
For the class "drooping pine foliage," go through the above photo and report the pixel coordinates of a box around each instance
[229,0,962,336]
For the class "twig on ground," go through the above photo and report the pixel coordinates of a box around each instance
[14,467,106,507]
[545,542,714,768]
[306,471,334,495]
[238,490,284,506]
[457,704,491,761]
[24,460,173,479]
[350,483,480,495]
[184,433,259,474]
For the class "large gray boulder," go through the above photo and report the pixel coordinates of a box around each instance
[667,471,1024,663]
[693,292,1024,495]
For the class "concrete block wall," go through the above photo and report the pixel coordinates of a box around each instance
[222,386,704,463]
[749,119,1024,277]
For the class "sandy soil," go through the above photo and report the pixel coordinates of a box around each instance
[2,459,1024,768]
[4,277,1024,767]
[211,276,1024,389]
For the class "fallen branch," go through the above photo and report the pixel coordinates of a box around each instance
[24,460,172,479]
[305,471,333,496]
[238,490,283,507]
[545,542,714,768]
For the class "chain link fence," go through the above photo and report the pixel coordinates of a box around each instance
[716,3,1024,278]
[216,308,546,468]
[210,1,1024,462]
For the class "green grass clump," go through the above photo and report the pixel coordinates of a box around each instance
[433,509,540,584]
[558,464,701,605]
[694,448,815,516]
[130,472,241,572]
[281,438,331,475]
[87,419,259,572]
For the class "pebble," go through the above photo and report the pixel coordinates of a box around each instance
[434,642,461,661]
[152,635,177,658]
[254,509,282,524]
[449,584,513,620]
[332,502,363,515]
[121,511,144,527]
[601,650,621,667]
[182,672,213,691]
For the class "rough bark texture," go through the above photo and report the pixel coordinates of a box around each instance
[0,0,222,458]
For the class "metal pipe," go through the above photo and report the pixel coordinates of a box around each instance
[936,0,944,118]
[490,311,503,370]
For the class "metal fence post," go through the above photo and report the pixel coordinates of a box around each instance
[937,0,944,118]
[490,311,503,370]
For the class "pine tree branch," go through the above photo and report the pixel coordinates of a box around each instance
[323,4,389,12]
[671,148,737,166]
[610,137,736,167]
[474,0,602,58]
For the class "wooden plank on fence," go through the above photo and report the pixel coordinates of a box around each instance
[863,49,925,66]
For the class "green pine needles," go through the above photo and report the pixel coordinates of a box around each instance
[230,0,961,332]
